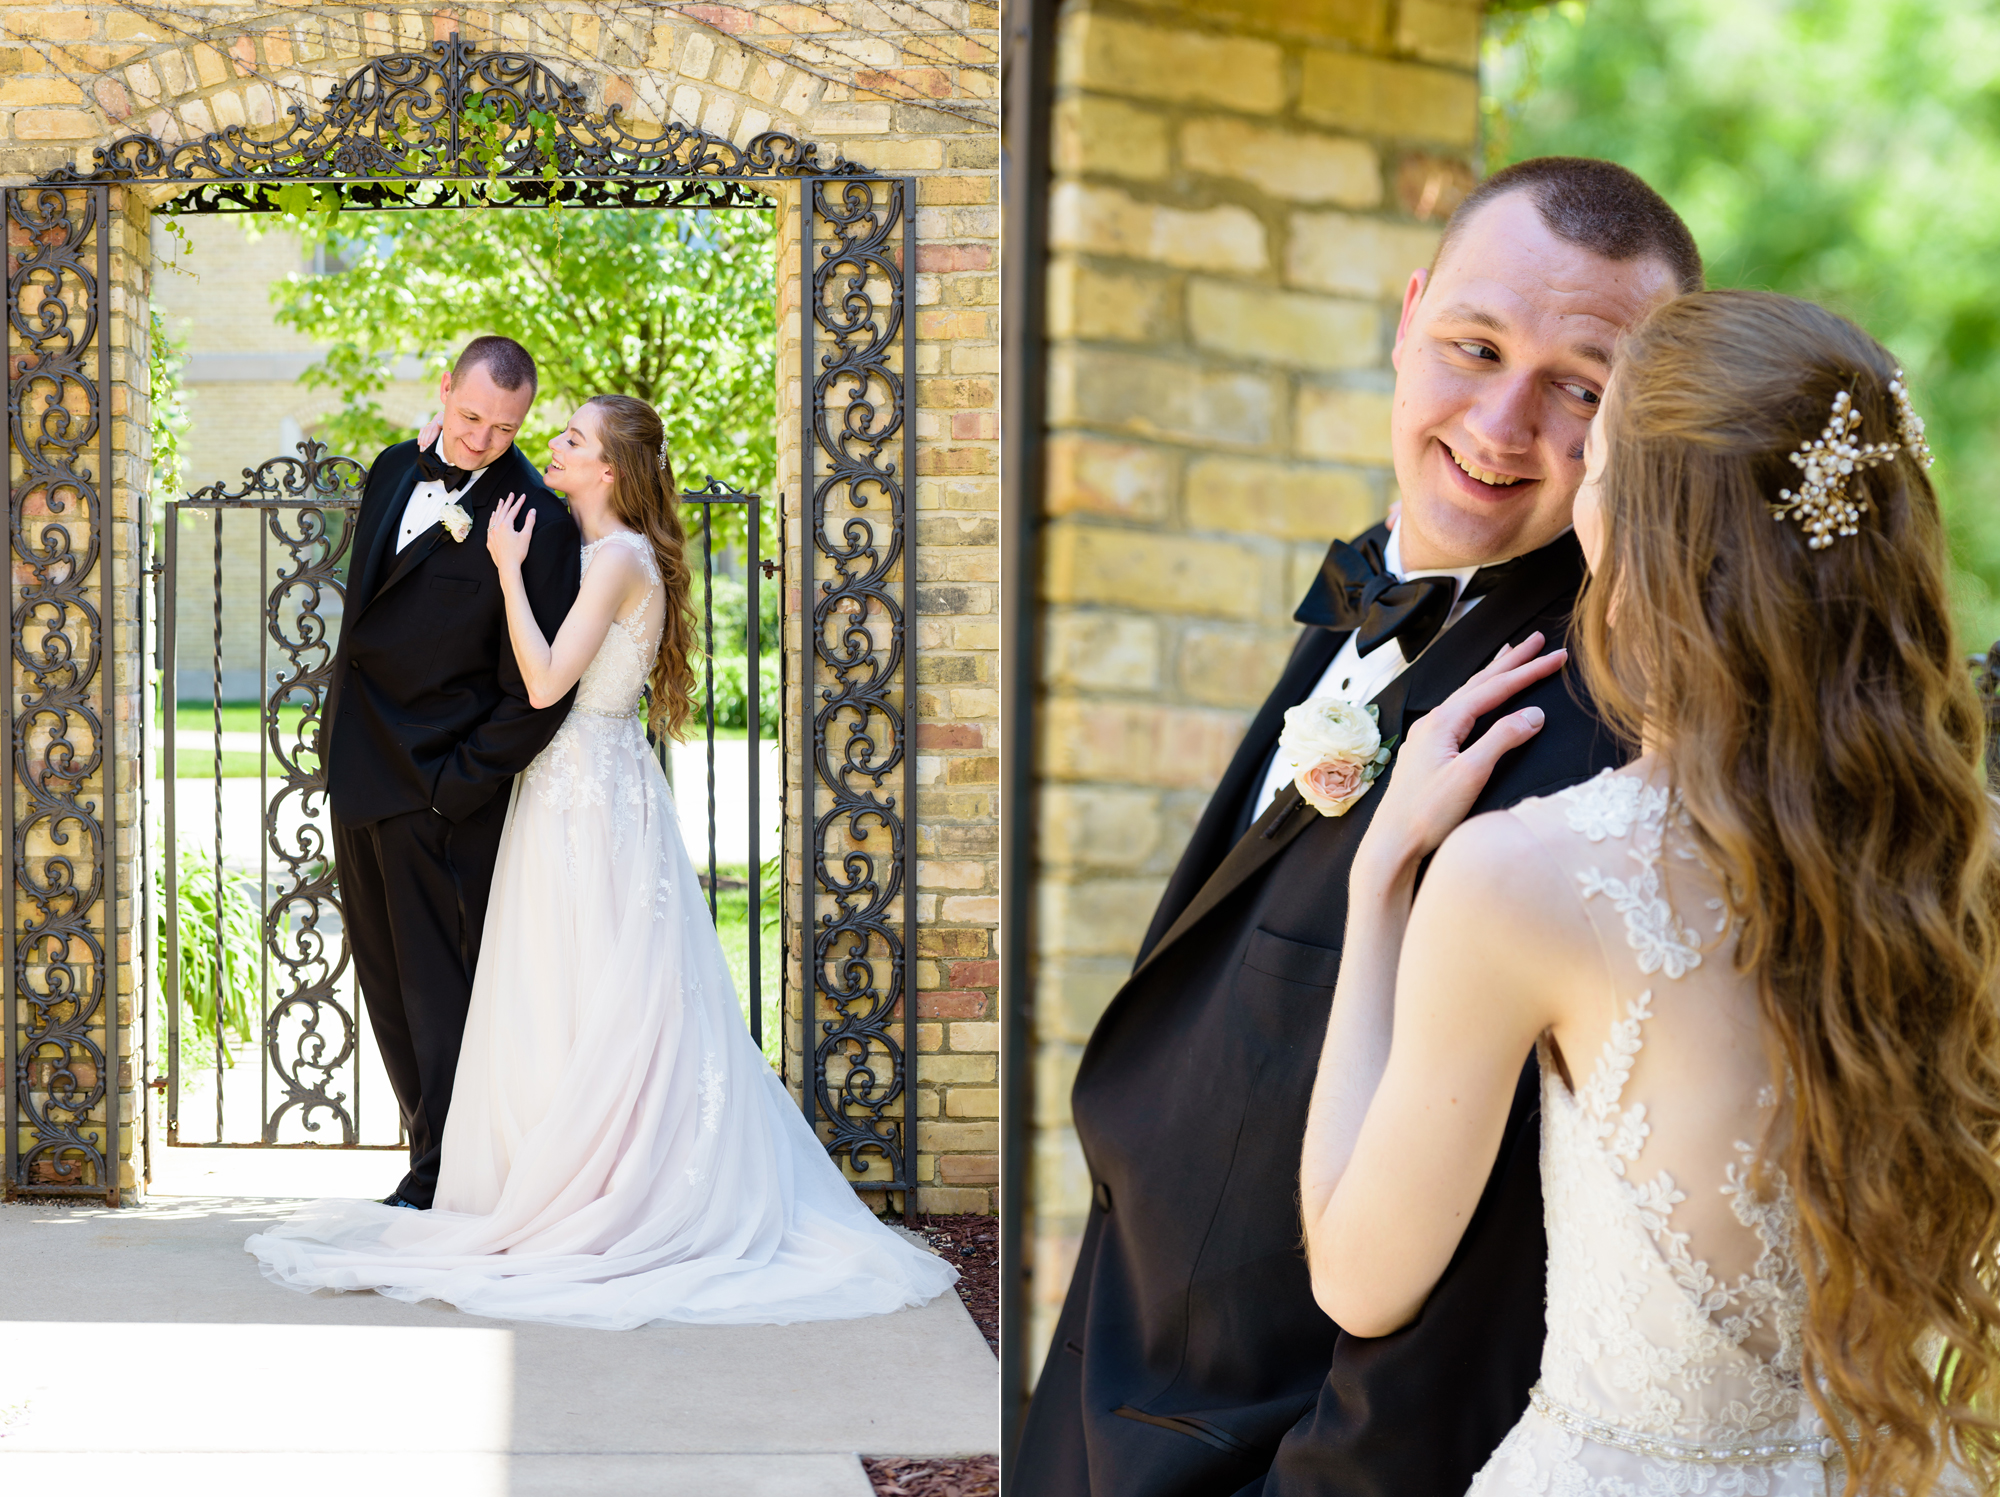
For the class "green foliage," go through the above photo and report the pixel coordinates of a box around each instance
[691,570,782,735]
[710,861,782,1069]
[694,569,782,656]
[697,655,782,737]
[156,841,262,1066]
[148,307,190,501]
[1489,0,2000,647]
[269,205,778,553]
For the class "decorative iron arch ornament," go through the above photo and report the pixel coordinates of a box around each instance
[5,38,920,1214]
[49,33,861,210]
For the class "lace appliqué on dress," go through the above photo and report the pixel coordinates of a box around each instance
[1567,772,1705,980]
[520,534,669,879]
[698,1055,725,1133]
[1474,770,1822,1497]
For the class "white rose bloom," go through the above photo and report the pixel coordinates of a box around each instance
[1277,697,1382,773]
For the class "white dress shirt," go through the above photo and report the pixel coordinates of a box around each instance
[396,438,488,552]
[1248,527,1481,823]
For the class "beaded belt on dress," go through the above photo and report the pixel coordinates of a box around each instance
[1528,1385,1838,1464]
[569,704,640,719]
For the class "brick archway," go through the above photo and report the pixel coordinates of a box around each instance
[1,31,932,1213]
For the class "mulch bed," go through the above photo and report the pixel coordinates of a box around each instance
[863,1455,998,1497]
[916,1211,997,1350]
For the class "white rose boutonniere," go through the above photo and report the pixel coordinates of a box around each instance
[1277,698,1394,817]
[438,501,473,543]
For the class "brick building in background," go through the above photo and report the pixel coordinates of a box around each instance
[1003,0,1486,1446]
[0,1,997,1220]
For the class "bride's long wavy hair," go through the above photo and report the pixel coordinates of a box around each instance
[583,394,698,739]
[1577,289,2000,1493]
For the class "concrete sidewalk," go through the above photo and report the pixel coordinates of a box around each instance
[0,1151,996,1495]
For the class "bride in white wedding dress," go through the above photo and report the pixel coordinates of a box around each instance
[1297,293,1996,1495]
[246,395,956,1329]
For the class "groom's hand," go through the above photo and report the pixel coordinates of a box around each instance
[1358,632,1567,878]
[486,493,536,572]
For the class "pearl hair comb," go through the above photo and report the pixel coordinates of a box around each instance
[1770,370,1933,550]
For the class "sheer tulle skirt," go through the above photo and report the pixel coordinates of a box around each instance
[246,717,955,1329]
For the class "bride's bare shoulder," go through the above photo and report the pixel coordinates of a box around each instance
[1415,795,1602,968]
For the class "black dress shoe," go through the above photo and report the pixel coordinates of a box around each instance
[380,1192,423,1210]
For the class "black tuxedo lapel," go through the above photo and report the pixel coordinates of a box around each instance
[351,454,418,615]
[368,523,448,609]
[1134,530,1587,976]
[1369,530,1587,749]
[1131,624,1347,965]
[1135,782,1318,978]
[355,451,517,620]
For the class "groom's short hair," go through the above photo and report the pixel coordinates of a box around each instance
[1438,157,1704,294]
[452,335,538,393]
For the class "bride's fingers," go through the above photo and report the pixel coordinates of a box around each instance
[1469,632,1547,686]
[1450,704,1549,783]
[1434,648,1567,737]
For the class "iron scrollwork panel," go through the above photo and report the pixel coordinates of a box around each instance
[804,177,918,1214]
[3,184,118,1202]
[171,443,366,1146]
[49,34,858,213]
[261,486,363,1143]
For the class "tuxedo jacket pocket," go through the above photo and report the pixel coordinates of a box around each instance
[1230,929,1342,1057]
[427,574,480,595]
[1241,928,1343,988]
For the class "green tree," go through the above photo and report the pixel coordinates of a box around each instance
[1490,0,2000,645]
[271,206,777,549]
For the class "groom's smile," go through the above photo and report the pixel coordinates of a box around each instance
[1440,439,1535,492]
[1388,192,1680,571]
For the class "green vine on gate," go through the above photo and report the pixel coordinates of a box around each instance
[147,307,190,503]
[257,95,570,237]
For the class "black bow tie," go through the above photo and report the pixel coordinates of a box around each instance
[1294,535,1521,659]
[415,441,473,492]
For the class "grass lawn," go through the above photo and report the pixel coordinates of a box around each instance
[708,865,783,1070]
[174,702,311,737]
[167,707,761,779]
[167,702,316,779]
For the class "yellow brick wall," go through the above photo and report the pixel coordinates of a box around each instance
[0,1,998,1211]
[1029,0,1483,1378]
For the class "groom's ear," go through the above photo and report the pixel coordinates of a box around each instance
[438,369,454,406]
[1392,268,1429,369]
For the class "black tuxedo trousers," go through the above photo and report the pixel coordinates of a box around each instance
[1014,529,1626,1497]
[324,439,580,1206]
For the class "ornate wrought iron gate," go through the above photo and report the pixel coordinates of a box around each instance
[158,445,768,1148]
[162,443,371,1146]
[5,35,916,1206]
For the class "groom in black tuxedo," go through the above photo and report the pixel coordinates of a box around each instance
[1015,160,1703,1496]
[325,335,580,1210]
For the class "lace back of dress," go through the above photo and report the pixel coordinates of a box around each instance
[1510,769,1810,1440]
[574,531,666,717]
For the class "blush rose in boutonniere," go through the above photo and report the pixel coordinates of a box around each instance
[1277,698,1394,817]
[438,501,473,543]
